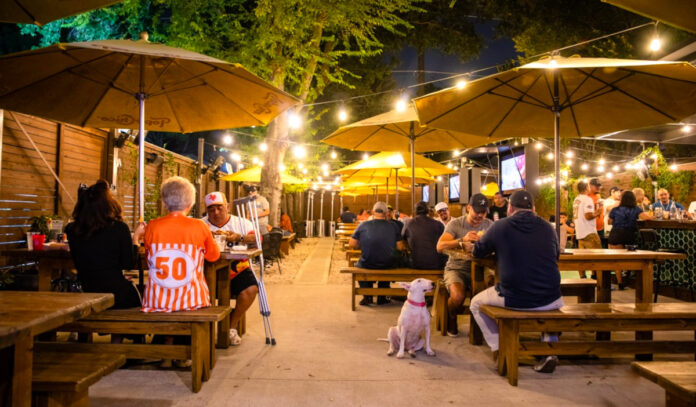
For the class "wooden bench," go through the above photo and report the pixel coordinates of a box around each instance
[435,279,597,337]
[55,306,231,393]
[345,249,361,262]
[340,267,443,310]
[632,361,696,407]
[480,303,696,386]
[280,233,296,256]
[32,349,125,407]
[348,257,359,267]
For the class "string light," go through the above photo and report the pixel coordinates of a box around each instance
[597,165,605,172]
[565,159,573,166]
[288,112,302,129]
[598,158,606,165]
[338,107,348,122]
[259,143,267,152]
[581,163,589,171]
[331,151,337,159]
[535,179,543,185]
[670,163,678,171]
[317,176,323,182]
[298,163,304,169]
[321,163,329,172]
[565,151,574,158]
[302,168,308,174]
[252,156,259,164]
[238,163,244,170]
[395,95,408,112]
[279,164,286,171]
[682,124,692,133]
[452,149,459,157]
[650,153,658,160]
[222,134,233,145]
[649,37,661,51]
[259,161,264,167]
[546,152,554,160]
[625,163,633,170]
[456,79,467,89]
[436,176,442,182]
[362,153,369,161]
[612,165,619,172]
[453,166,459,171]
[293,145,307,159]
[447,163,453,169]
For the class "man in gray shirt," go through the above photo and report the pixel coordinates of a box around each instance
[244,185,270,234]
[436,193,493,337]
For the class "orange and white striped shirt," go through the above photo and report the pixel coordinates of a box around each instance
[142,212,220,312]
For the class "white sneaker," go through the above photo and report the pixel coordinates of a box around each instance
[229,329,242,346]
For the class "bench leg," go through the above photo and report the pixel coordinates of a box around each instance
[469,310,483,345]
[34,389,88,407]
[635,262,654,361]
[191,323,206,392]
[351,275,356,311]
[500,320,519,386]
[595,271,611,341]
[209,322,216,370]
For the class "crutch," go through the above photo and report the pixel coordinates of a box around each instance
[233,196,276,345]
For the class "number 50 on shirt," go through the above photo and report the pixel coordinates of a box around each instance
[149,249,195,289]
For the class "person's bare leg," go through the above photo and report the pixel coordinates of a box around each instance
[231,285,258,329]
[447,282,466,335]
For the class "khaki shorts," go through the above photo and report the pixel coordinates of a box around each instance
[578,232,601,248]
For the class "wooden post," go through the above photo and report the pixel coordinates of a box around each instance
[54,123,64,216]
[0,109,4,189]
[104,129,117,185]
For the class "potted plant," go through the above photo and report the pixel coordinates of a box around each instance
[29,215,51,236]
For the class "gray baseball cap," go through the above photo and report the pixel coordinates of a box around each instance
[372,201,387,214]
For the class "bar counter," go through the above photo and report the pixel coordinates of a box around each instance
[637,220,695,291]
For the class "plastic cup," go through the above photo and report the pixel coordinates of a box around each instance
[215,235,227,252]
[32,234,45,250]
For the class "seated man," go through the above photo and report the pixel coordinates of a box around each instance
[436,194,493,337]
[652,188,691,219]
[202,192,259,346]
[280,212,293,236]
[339,206,357,223]
[349,201,402,306]
[402,201,447,270]
[468,190,563,373]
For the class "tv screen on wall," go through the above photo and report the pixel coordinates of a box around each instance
[422,186,430,203]
[448,175,460,202]
[500,153,526,192]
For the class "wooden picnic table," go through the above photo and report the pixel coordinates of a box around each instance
[444,248,687,347]
[0,291,113,407]
[632,361,696,407]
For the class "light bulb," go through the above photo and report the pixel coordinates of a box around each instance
[565,151,574,158]
[302,168,308,174]
[317,176,323,182]
[625,163,633,170]
[482,169,488,174]
[452,150,459,157]
[362,153,369,161]
[298,163,303,169]
[561,169,568,177]
[259,143,267,152]
[230,153,241,162]
[331,151,337,159]
[447,163,453,169]
[565,159,573,166]
[649,37,661,52]
[670,163,678,171]
[293,145,307,159]
[681,124,692,133]
[535,179,542,185]
[338,108,348,122]
[456,80,467,89]
[436,176,442,182]
[279,164,286,171]
[453,166,459,171]
[323,170,329,177]
[597,165,605,172]
[238,163,244,169]
[514,141,519,146]
[581,163,588,171]
[548,59,558,69]
[395,98,408,112]
[650,153,658,160]
[288,112,302,129]
[612,165,619,172]
[560,180,566,186]
[223,134,233,145]
[252,156,259,164]
[535,142,543,150]
[546,152,554,160]
[606,172,613,179]
[321,163,329,171]
[598,158,605,165]
[259,161,264,167]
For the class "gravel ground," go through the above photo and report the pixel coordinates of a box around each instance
[262,237,319,284]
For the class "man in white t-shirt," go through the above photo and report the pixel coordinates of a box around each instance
[572,180,603,278]
[603,186,621,234]
[202,192,255,243]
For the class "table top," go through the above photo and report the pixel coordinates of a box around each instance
[443,248,686,262]
[0,291,113,348]
[219,248,262,260]
[632,361,696,403]
[638,219,696,230]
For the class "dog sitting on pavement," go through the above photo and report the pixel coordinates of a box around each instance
[386,278,436,359]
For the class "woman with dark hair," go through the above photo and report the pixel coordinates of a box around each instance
[608,190,653,289]
[65,180,144,308]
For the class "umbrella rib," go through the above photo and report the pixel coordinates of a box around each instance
[559,74,582,137]
[487,74,545,138]
[574,68,678,121]
[80,54,137,127]
[10,0,35,23]
[196,60,298,96]
[559,68,594,108]
[494,78,551,109]
[619,67,696,85]
[145,58,176,95]
[353,125,408,150]
[162,88,186,133]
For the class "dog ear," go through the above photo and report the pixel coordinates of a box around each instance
[397,281,410,290]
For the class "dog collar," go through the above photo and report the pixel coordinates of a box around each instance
[407,299,426,307]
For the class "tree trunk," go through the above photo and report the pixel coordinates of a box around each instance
[260,113,288,227]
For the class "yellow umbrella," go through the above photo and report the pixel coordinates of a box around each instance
[602,0,696,33]
[0,0,122,25]
[340,184,410,197]
[340,174,434,187]
[0,34,299,221]
[414,55,696,231]
[221,167,305,185]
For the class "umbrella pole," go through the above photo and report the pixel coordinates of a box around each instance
[410,124,416,215]
[138,92,146,223]
[386,177,389,206]
[395,169,399,212]
[553,70,561,240]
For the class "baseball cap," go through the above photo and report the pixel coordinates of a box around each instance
[243,184,257,193]
[469,193,490,213]
[609,186,621,194]
[589,178,601,187]
[205,191,226,207]
[372,201,387,214]
[509,190,533,209]
[387,204,393,211]
[434,202,448,212]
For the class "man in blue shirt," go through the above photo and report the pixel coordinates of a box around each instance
[349,201,402,306]
[339,206,357,223]
[468,190,564,373]
[402,201,447,270]
[652,188,689,218]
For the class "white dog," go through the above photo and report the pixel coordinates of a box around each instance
[387,278,436,358]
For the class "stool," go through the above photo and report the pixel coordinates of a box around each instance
[639,228,685,302]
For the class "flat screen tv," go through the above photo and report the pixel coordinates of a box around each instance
[500,153,526,192]
[448,175,460,202]
[422,186,429,203]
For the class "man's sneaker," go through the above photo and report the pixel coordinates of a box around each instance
[376,296,391,305]
[533,355,559,373]
[173,359,192,368]
[229,329,242,346]
[359,296,373,306]
[447,315,459,337]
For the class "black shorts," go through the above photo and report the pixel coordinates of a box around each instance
[230,268,258,297]
[608,228,636,246]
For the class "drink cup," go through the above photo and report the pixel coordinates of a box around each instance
[27,232,34,250]
[215,235,227,252]
[32,234,45,250]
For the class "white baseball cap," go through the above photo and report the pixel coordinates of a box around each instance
[205,192,226,207]
[435,202,448,212]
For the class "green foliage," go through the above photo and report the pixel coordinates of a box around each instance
[630,146,694,203]
[29,215,52,235]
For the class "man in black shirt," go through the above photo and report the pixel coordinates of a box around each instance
[339,206,357,223]
[349,201,402,306]
[402,201,447,269]
[487,192,508,221]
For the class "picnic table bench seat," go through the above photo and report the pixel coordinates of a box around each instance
[340,267,443,310]
[54,305,231,393]
[32,349,125,407]
[480,302,696,386]
[632,361,696,407]
[280,233,296,256]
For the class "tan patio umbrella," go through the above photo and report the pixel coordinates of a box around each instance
[414,55,696,232]
[602,0,696,33]
[0,33,299,221]
[335,151,454,211]
[0,0,122,25]
[220,166,305,185]
[322,105,488,210]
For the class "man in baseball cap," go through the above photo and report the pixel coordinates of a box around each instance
[349,201,402,306]
[468,189,564,373]
[436,193,493,337]
[202,192,257,346]
[434,201,451,226]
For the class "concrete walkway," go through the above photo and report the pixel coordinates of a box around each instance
[293,238,333,285]
[90,281,673,406]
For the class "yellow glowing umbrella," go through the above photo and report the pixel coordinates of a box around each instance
[221,166,305,184]
[480,182,500,197]
[340,184,410,197]
[602,0,696,33]
[0,0,123,25]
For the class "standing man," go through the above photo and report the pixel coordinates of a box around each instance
[468,190,563,373]
[573,180,603,278]
[436,193,493,337]
[244,185,270,234]
[487,192,508,221]
[339,206,357,223]
[603,187,622,235]
[633,188,652,212]
[349,202,402,306]
[588,178,605,242]
[402,201,447,270]
[434,202,452,226]
[202,192,258,346]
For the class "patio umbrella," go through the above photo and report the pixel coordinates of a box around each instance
[0,34,299,221]
[0,0,122,25]
[602,0,696,33]
[414,55,696,232]
[220,166,305,185]
[340,174,433,204]
[340,184,410,197]
[334,151,454,211]
[322,105,487,210]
